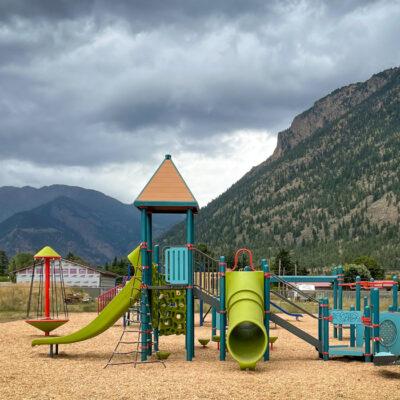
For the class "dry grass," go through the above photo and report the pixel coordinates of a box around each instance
[1,313,400,400]
[0,284,97,320]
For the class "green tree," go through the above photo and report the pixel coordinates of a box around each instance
[273,249,295,275]
[65,252,89,266]
[353,255,384,279]
[196,243,213,256]
[8,253,34,282]
[343,263,371,283]
[104,257,129,277]
[0,250,8,276]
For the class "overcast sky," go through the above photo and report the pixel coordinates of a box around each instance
[1,0,399,206]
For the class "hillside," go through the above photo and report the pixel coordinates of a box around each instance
[163,67,400,269]
[0,185,180,264]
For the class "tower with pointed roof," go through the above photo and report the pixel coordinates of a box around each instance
[134,154,197,362]
[134,154,199,213]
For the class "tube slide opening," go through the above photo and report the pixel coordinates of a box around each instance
[228,321,267,362]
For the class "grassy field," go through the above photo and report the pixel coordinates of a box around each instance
[0,284,97,322]
[1,283,395,324]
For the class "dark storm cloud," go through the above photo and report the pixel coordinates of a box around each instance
[0,0,399,167]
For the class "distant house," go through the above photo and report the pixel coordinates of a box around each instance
[291,281,332,300]
[15,259,118,293]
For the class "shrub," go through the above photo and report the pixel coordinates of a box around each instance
[343,263,371,283]
[353,256,384,279]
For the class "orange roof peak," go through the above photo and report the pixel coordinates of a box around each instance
[134,155,199,212]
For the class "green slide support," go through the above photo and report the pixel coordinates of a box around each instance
[226,271,268,370]
[32,246,142,347]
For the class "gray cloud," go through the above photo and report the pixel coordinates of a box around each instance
[0,0,400,170]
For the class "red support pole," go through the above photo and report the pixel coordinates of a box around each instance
[44,258,50,320]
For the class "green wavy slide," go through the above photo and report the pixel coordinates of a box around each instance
[32,246,142,347]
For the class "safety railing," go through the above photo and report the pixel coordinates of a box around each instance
[97,284,123,313]
[193,248,220,299]
[271,273,320,303]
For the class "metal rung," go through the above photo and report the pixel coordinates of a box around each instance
[106,359,166,368]
[118,341,141,344]
[113,350,140,355]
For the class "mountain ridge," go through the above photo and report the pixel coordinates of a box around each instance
[162,66,400,269]
[0,185,181,264]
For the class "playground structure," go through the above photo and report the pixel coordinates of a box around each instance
[28,155,400,369]
[25,246,69,336]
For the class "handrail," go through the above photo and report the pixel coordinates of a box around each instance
[232,248,254,271]
[271,273,319,303]
[192,247,220,299]
[270,290,318,319]
[192,247,219,264]
[97,284,123,313]
[270,300,303,319]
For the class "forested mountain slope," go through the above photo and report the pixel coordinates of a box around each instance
[163,67,400,269]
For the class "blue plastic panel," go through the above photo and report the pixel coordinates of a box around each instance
[330,310,362,325]
[329,345,365,357]
[356,324,364,347]
[165,247,189,284]
[379,312,400,355]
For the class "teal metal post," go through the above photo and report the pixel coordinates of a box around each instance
[364,296,368,308]
[146,211,153,355]
[212,307,217,338]
[322,298,329,361]
[153,244,159,352]
[318,301,322,357]
[186,209,194,361]
[199,299,204,326]
[355,276,361,311]
[364,305,372,362]
[392,275,398,311]
[219,256,226,361]
[337,266,344,340]
[140,209,148,361]
[333,267,338,338]
[350,305,355,347]
[262,259,270,361]
[371,288,380,355]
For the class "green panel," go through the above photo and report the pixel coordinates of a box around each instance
[151,267,186,336]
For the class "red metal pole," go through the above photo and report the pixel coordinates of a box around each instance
[45,257,50,319]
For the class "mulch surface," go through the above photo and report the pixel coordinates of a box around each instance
[1,313,399,399]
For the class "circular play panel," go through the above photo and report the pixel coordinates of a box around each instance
[380,319,398,348]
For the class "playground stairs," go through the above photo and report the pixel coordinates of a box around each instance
[270,274,322,352]
[192,248,221,309]
[105,289,166,368]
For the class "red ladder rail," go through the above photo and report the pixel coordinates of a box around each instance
[98,284,123,313]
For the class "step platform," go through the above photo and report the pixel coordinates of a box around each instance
[328,345,365,357]
[373,352,400,366]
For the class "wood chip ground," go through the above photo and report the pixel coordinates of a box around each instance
[1,313,400,399]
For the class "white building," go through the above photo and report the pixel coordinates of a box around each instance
[16,259,118,293]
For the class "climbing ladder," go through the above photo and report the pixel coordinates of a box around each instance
[105,288,165,368]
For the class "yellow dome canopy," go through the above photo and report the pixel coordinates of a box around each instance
[34,246,61,259]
